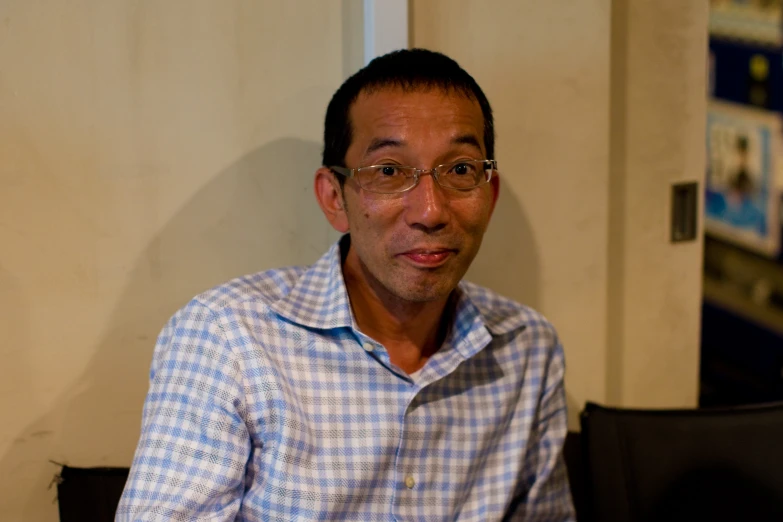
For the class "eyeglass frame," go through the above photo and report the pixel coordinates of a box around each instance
[329,159,498,194]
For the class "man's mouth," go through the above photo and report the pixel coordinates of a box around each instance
[398,248,456,267]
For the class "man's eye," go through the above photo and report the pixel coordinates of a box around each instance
[452,163,474,175]
[380,166,398,176]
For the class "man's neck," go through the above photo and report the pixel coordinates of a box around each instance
[341,249,453,373]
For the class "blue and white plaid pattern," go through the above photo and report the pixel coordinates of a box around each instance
[117,238,574,521]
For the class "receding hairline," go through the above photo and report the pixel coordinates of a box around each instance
[345,83,486,148]
[354,81,481,104]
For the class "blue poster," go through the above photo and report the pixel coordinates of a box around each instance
[706,101,780,256]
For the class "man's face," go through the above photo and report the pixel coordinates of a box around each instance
[338,87,499,303]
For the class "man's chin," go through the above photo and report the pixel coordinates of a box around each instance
[391,280,457,303]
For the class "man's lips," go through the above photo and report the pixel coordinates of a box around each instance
[397,248,457,267]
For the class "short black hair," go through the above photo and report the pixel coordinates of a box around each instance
[322,48,495,179]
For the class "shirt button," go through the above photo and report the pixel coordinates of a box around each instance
[362,342,374,352]
[404,475,416,489]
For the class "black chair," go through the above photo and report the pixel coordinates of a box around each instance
[563,431,589,521]
[57,465,129,522]
[580,401,783,522]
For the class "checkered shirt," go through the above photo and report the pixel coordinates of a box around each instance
[116,238,574,521]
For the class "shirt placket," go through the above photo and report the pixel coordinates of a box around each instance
[351,326,492,521]
[390,340,484,521]
[392,387,430,521]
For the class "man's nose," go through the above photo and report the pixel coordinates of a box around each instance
[403,171,449,231]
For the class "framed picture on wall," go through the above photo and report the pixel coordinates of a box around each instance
[709,0,783,45]
[705,100,782,256]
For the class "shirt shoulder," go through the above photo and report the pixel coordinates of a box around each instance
[150,266,309,371]
[459,280,559,345]
[189,265,309,313]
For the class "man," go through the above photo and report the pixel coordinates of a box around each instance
[117,49,574,521]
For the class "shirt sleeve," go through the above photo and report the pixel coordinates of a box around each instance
[116,300,250,522]
[506,335,576,522]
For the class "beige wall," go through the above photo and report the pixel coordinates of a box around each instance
[0,2,349,520]
[0,1,705,520]
[414,0,706,424]
[607,1,707,406]
[413,0,613,425]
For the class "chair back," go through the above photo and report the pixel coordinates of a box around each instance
[580,401,783,522]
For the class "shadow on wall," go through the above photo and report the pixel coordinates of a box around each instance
[466,183,540,312]
[0,138,327,521]
[469,189,581,426]
[0,268,44,519]
[566,392,583,431]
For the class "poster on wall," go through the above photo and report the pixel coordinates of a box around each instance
[705,100,782,256]
[709,0,783,45]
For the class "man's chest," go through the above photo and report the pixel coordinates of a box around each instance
[235,331,537,521]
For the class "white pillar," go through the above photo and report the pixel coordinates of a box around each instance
[363,0,409,64]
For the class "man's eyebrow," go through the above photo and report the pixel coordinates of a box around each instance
[452,134,483,151]
[365,138,405,157]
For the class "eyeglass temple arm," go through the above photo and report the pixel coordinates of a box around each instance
[329,166,353,177]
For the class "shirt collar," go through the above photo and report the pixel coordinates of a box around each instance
[267,235,355,330]
[268,235,527,339]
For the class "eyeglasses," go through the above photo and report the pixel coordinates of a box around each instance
[330,159,497,194]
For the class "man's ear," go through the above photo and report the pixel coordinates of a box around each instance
[314,167,349,233]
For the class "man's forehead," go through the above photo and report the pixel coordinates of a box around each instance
[349,86,484,127]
